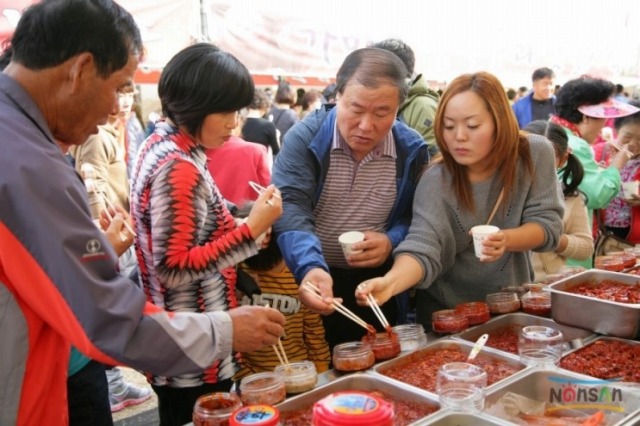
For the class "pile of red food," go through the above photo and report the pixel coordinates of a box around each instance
[560,339,640,382]
[566,280,640,304]
[380,346,521,393]
[280,390,438,426]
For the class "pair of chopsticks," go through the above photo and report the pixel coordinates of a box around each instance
[264,303,290,370]
[302,281,372,332]
[366,293,390,330]
[99,191,135,236]
[249,181,280,206]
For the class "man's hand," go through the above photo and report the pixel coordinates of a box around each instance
[101,208,134,257]
[228,305,285,352]
[345,231,392,268]
[299,268,336,315]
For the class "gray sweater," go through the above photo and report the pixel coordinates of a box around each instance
[396,134,564,318]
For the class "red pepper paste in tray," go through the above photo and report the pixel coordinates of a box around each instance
[560,339,640,382]
[380,346,521,393]
[566,280,640,304]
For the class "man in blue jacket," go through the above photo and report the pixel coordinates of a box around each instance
[512,67,556,128]
[272,47,429,349]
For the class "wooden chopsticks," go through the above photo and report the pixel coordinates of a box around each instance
[302,281,372,332]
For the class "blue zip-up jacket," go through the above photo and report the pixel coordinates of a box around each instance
[512,92,556,129]
[272,106,429,283]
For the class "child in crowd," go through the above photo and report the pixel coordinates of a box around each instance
[234,204,330,379]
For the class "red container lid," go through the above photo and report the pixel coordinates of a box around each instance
[312,391,394,426]
[229,405,280,426]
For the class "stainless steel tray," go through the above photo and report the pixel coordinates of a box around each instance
[411,410,514,425]
[549,269,640,338]
[484,368,640,426]
[559,336,640,383]
[276,373,440,426]
[371,339,527,397]
[454,312,597,356]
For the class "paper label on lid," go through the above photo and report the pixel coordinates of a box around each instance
[233,406,276,424]
[329,393,379,414]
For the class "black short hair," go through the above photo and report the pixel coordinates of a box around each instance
[274,82,296,105]
[554,77,614,123]
[10,0,142,78]
[531,67,555,82]
[158,43,254,137]
[371,38,415,77]
[335,47,408,105]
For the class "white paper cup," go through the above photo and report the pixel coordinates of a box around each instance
[471,225,500,259]
[339,231,364,258]
[623,181,639,199]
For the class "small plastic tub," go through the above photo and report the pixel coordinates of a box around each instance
[274,360,317,394]
[332,341,375,373]
[432,309,469,334]
[486,292,520,314]
[361,331,401,361]
[609,251,637,268]
[193,392,242,426]
[239,372,286,406]
[594,255,625,272]
[392,323,428,351]
[229,405,280,426]
[312,391,394,426]
[454,301,490,325]
[521,287,551,317]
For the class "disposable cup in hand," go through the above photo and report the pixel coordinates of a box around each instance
[339,231,364,258]
[623,181,639,199]
[471,225,500,259]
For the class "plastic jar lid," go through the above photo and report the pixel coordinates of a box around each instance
[312,391,394,426]
[229,405,280,426]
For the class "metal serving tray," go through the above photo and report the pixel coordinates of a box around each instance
[548,270,640,338]
[559,336,640,382]
[484,369,640,426]
[276,373,440,425]
[371,339,527,397]
[411,410,514,425]
[454,312,597,356]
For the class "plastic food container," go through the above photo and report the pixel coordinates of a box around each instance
[392,323,428,351]
[432,309,469,334]
[486,292,520,314]
[239,372,286,406]
[455,301,491,325]
[521,286,551,317]
[332,341,375,372]
[274,361,317,394]
[193,392,242,426]
[361,331,401,361]
[609,251,637,268]
[312,391,394,426]
[594,255,625,272]
[229,405,281,426]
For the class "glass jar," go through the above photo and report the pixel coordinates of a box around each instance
[392,324,428,352]
[455,302,490,325]
[486,292,520,314]
[521,285,551,317]
[332,341,375,373]
[274,360,317,394]
[361,331,401,361]
[193,392,242,426]
[239,372,286,406]
[432,309,469,334]
[499,285,528,299]
[594,255,625,272]
[229,405,281,426]
[312,391,394,426]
